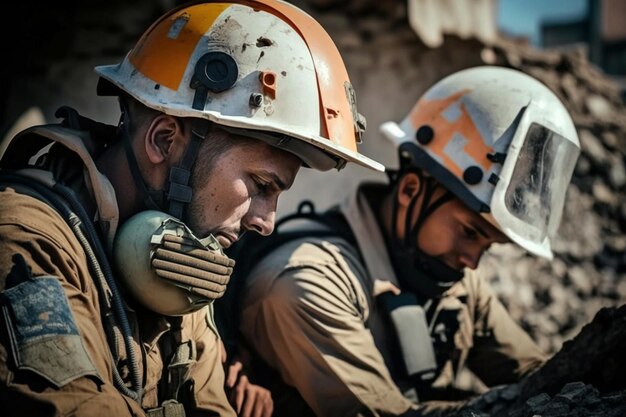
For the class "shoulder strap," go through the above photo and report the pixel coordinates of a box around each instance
[228,200,355,292]
[216,200,356,356]
[0,171,143,402]
[0,108,120,250]
[151,317,194,417]
[231,200,355,270]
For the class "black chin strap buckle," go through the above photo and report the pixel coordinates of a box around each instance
[167,167,193,220]
[167,119,210,220]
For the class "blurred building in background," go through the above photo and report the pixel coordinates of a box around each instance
[541,0,626,99]
[405,0,497,47]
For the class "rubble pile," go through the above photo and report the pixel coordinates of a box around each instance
[458,305,626,416]
[508,385,626,417]
[464,383,626,417]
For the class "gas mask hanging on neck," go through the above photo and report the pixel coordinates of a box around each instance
[387,178,464,299]
[113,210,235,316]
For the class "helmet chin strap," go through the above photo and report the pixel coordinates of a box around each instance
[389,172,462,298]
[118,98,209,221]
[165,119,208,221]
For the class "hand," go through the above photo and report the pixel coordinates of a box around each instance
[226,357,274,417]
[464,383,520,414]
[372,279,401,297]
[151,234,235,300]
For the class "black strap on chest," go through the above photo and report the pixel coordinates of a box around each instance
[228,200,356,291]
[151,317,197,417]
[377,291,438,390]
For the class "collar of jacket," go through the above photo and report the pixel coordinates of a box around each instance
[1,124,119,252]
[339,182,400,292]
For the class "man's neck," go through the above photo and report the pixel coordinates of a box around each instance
[369,187,395,242]
[96,143,142,223]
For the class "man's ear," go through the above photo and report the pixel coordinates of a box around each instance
[396,172,422,208]
[144,115,187,164]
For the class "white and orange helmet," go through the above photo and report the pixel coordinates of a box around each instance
[381,66,581,259]
[95,0,382,172]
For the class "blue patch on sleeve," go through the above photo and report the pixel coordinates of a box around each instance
[3,276,79,344]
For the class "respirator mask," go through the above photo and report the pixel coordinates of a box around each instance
[113,210,235,316]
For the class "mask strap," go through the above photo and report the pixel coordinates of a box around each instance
[401,172,430,250]
[405,177,454,253]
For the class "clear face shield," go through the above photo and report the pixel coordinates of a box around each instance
[490,103,580,259]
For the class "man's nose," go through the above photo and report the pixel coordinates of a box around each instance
[458,245,483,270]
[245,214,275,236]
[243,200,276,236]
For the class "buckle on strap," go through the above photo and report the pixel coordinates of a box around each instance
[165,340,197,401]
[146,400,186,417]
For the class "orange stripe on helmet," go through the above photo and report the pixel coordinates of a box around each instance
[237,0,358,151]
[410,90,494,177]
[129,0,358,150]
[129,3,229,91]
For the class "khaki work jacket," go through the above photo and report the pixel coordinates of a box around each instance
[239,183,546,417]
[0,124,234,416]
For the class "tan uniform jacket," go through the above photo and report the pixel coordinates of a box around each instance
[239,183,546,417]
[0,124,235,416]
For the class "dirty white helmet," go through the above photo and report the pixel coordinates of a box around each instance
[95,0,382,172]
[380,66,581,259]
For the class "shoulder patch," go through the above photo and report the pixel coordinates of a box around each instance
[1,275,100,387]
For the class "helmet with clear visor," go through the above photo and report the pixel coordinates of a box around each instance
[380,66,580,259]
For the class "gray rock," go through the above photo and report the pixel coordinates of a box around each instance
[592,180,617,205]
[526,392,551,412]
[568,266,593,296]
[602,131,619,149]
[586,94,615,121]
[607,154,626,188]
[579,129,609,166]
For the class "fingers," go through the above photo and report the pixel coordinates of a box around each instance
[241,383,256,417]
[219,339,228,365]
[241,385,273,417]
[226,360,243,388]
[225,363,274,417]
[233,374,249,414]
[263,398,274,417]
[257,390,273,417]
